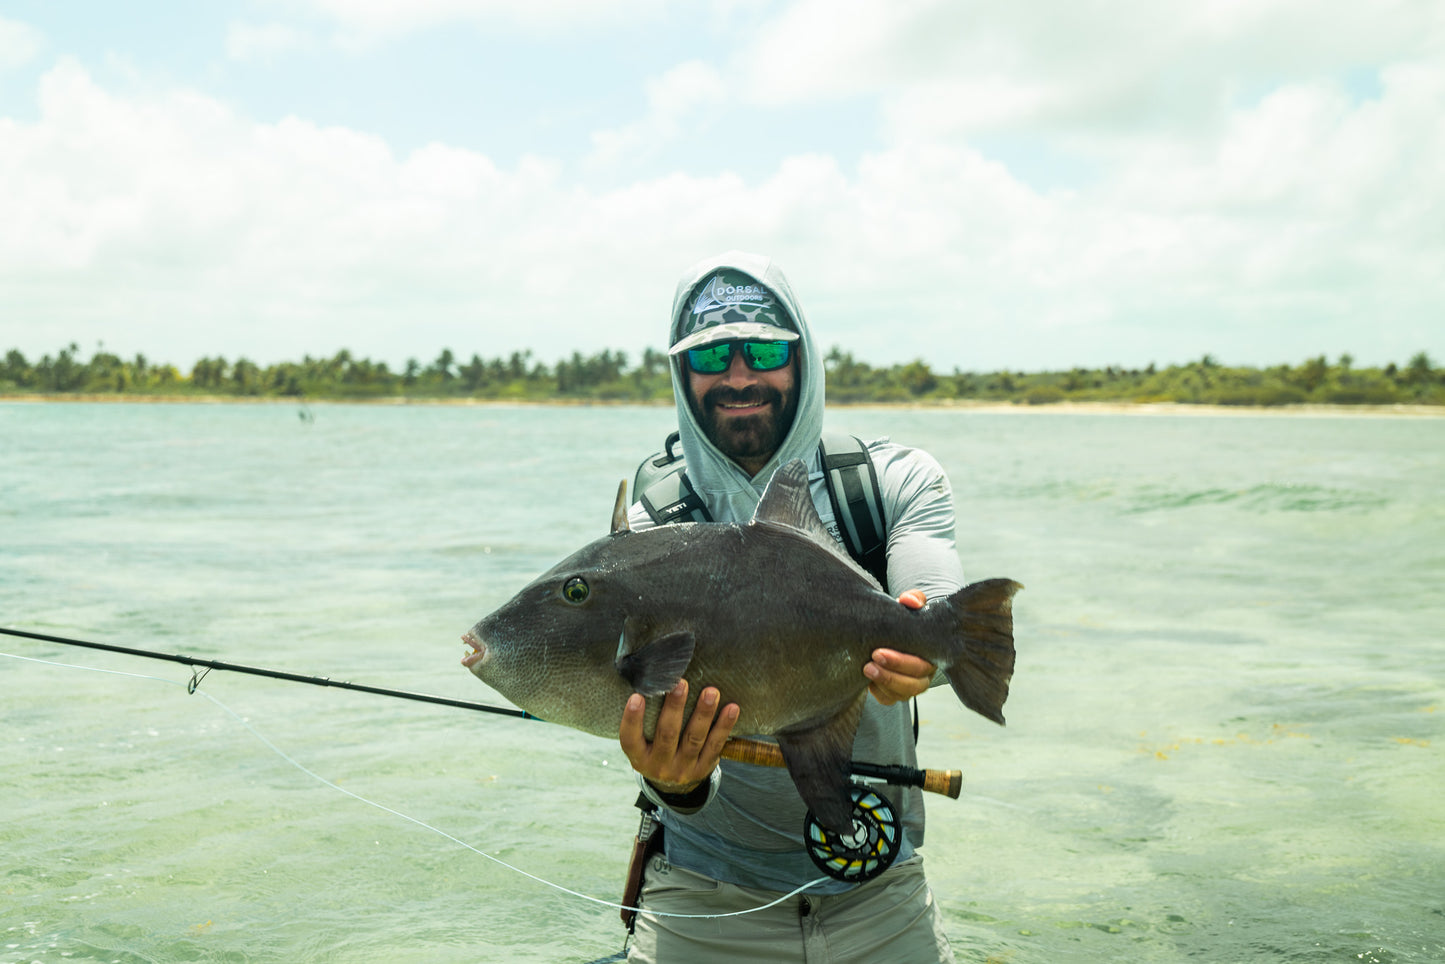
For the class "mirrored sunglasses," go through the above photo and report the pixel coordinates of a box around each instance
[685,340,793,375]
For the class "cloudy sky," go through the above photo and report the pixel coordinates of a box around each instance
[1,1,1441,374]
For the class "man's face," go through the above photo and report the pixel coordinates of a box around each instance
[685,343,799,476]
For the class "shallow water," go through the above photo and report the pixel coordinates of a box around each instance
[2,401,1442,963]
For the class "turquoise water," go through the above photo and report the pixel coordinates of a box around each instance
[2,401,1442,963]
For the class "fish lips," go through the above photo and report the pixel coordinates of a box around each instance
[460,630,488,671]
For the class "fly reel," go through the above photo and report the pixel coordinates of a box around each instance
[803,783,901,883]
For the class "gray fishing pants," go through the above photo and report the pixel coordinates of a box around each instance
[627,853,956,963]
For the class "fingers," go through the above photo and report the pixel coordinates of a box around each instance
[649,679,690,754]
[689,687,740,773]
[618,690,649,759]
[866,591,931,704]
[898,588,927,610]
[864,648,937,706]
[618,680,739,793]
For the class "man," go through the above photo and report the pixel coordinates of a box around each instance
[619,251,965,962]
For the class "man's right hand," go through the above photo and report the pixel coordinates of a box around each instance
[619,679,739,795]
[865,589,937,705]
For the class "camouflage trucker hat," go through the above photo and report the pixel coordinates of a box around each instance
[669,269,799,355]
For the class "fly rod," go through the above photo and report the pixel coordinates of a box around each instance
[0,625,535,719]
[3,625,962,796]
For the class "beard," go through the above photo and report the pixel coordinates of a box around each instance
[697,383,799,467]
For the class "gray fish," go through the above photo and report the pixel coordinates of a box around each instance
[461,459,1019,834]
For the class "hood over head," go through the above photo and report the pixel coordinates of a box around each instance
[667,251,825,523]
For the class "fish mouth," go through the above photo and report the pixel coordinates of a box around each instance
[460,631,487,669]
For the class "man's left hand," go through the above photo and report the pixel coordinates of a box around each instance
[864,589,937,705]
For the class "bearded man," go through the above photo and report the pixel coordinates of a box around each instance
[617,251,967,963]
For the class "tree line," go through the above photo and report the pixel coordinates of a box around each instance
[2,343,1441,407]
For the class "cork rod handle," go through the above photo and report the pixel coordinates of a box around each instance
[721,737,963,799]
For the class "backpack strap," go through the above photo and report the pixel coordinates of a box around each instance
[818,433,916,741]
[638,470,713,525]
[633,432,713,525]
[632,431,683,494]
[819,432,889,592]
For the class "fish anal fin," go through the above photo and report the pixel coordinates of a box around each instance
[615,628,696,697]
[774,691,867,836]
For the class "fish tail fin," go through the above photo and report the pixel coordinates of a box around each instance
[939,578,1021,725]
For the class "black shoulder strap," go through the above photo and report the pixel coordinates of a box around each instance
[633,432,713,525]
[819,433,889,591]
[817,434,917,742]
[632,431,683,493]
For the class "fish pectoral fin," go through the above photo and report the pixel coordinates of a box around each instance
[615,630,696,697]
[774,692,867,837]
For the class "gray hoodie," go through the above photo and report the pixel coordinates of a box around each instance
[628,251,966,894]
[663,250,826,525]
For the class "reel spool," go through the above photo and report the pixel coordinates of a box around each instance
[803,783,902,883]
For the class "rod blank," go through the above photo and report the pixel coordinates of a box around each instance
[0,626,530,718]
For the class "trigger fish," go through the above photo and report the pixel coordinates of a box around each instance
[461,459,1020,835]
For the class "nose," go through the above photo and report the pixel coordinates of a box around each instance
[718,349,759,385]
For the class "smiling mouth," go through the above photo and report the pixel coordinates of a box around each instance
[710,389,776,414]
[461,632,486,667]
[717,400,768,413]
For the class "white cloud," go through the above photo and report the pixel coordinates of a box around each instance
[225,21,314,62]
[0,16,43,70]
[587,60,727,168]
[288,0,676,46]
[743,0,1445,139]
[2,0,1442,373]
[0,60,702,365]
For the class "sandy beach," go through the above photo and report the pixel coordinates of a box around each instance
[2,393,1440,417]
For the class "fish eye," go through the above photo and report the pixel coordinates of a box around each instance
[562,577,589,604]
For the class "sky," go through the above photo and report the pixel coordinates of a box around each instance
[1,0,1441,374]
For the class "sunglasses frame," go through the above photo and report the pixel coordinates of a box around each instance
[685,340,794,375]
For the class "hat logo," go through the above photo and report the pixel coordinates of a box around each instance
[681,274,782,338]
[692,274,773,316]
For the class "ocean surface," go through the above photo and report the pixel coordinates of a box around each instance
[2,400,1441,964]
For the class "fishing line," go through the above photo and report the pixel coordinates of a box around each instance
[0,647,827,920]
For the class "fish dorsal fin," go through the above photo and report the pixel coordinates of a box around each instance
[754,459,883,590]
[615,618,695,696]
[753,459,835,543]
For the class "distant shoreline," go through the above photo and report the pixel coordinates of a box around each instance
[3,393,1441,417]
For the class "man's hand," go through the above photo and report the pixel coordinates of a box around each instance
[864,589,937,706]
[619,679,739,794]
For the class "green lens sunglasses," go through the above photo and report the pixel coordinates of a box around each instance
[685,340,793,375]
